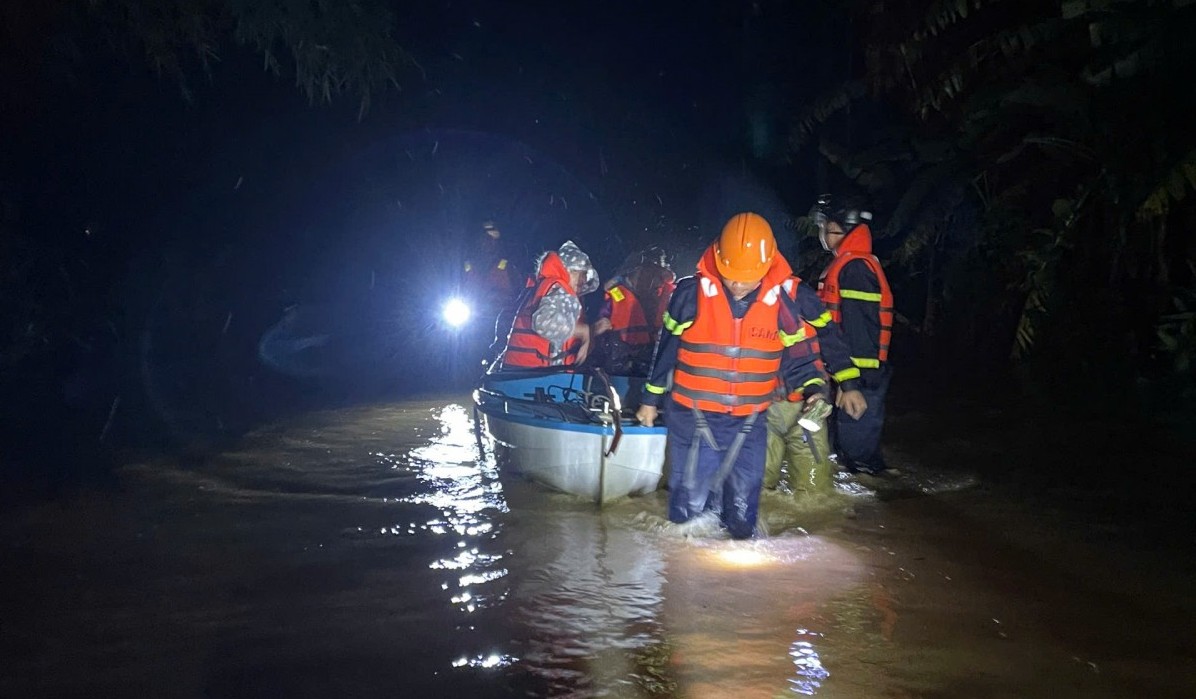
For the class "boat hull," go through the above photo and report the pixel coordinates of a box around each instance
[481,410,665,502]
[473,369,666,503]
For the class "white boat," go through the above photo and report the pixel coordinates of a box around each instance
[473,369,667,505]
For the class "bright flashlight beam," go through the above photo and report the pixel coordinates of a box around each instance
[443,298,472,327]
[714,548,773,569]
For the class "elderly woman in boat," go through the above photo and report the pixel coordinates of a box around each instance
[591,247,676,376]
[499,240,600,369]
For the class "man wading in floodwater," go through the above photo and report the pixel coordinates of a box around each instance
[636,213,828,539]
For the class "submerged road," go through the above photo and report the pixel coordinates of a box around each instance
[2,399,1194,698]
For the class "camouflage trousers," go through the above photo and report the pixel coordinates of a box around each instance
[763,401,833,496]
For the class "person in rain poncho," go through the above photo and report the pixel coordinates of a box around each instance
[499,240,599,368]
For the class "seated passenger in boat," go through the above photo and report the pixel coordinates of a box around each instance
[499,240,599,369]
[591,247,676,376]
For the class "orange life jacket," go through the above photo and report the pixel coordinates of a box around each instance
[672,246,801,416]
[502,252,581,368]
[817,224,893,363]
[606,283,653,347]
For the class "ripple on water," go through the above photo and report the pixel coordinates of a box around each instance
[63,397,1187,698]
[138,400,868,697]
[788,629,830,695]
[399,405,514,621]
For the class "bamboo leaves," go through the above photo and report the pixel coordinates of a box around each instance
[1138,150,1196,219]
[1156,281,1196,374]
[84,0,417,115]
[794,0,1195,369]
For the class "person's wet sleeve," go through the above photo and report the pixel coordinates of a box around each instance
[780,335,825,400]
[641,277,697,408]
[776,295,828,399]
[531,285,581,346]
[838,260,883,368]
[792,283,861,391]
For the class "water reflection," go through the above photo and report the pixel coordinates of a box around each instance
[8,398,1191,698]
[161,400,867,696]
[400,404,516,661]
[452,653,519,669]
[788,629,829,695]
[398,402,873,697]
[649,530,865,698]
[510,507,669,697]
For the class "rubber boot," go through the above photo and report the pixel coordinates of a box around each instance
[765,401,800,489]
[787,414,833,497]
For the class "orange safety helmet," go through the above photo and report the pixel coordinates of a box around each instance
[714,212,776,282]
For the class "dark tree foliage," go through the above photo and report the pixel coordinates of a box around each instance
[0,0,414,491]
[792,0,1196,405]
[1,0,415,363]
[90,0,414,112]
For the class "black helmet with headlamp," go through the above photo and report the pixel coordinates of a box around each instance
[811,194,873,252]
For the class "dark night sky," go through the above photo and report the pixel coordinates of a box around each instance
[12,0,848,250]
[8,0,855,337]
[0,0,852,457]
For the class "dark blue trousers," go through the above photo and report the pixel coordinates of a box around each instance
[665,400,769,539]
[834,365,890,473]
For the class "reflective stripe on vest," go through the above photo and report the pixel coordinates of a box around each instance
[672,273,794,416]
[817,252,893,363]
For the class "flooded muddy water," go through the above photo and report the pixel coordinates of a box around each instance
[3,399,1194,698]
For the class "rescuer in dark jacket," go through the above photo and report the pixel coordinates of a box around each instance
[763,241,870,497]
[635,213,829,539]
[464,220,517,297]
[813,196,895,475]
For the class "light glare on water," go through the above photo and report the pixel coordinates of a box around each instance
[710,546,773,569]
[4,397,1194,699]
[788,631,830,696]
